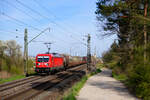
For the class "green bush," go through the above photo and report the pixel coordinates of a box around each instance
[102,42,150,99]
[63,93,76,100]
[112,72,128,82]
[2,60,9,71]
[96,63,104,69]
[10,65,22,75]
[128,62,150,99]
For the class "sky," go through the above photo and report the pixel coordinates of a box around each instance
[0,0,117,57]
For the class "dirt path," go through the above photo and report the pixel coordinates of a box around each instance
[77,68,139,100]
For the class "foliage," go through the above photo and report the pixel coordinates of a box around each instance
[27,59,34,74]
[112,71,128,82]
[127,45,150,99]
[96,0,150,99]
[0,40,34,78]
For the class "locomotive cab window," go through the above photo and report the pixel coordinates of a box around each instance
[43,56,49,62]
[37,56,49,62]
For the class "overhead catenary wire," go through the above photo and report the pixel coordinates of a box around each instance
[32,0,58,20]
[1,0,87,56]
[32,32,84,54]
[0,3,74,55]
[1,13,74,47]
[42,33,78,49]
[32,0,84,37]
[16,0,86,45]
[2,12,41,31]
[31,40,71,54]
[3,0,42,25]
[15,0,55,24]
[0,31,17,37]
[15,0,73,42]
[0,30,23,35]
[33,0,86,44]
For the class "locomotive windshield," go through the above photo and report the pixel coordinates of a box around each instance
[37,56,49,62]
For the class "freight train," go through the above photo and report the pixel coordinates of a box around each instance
[35,53,87,74]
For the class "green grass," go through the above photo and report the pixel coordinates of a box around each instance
[96,63,105,69]
[0,75,25,84]
[112,72,128,82]
[63,76,88,100]
[63,68,101,100]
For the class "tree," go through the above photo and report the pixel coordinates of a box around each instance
[0,41,7,71]
[96,0,150,99]
[2,40,22,72]
[144,0,148,62]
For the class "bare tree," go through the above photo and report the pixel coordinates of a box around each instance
[5,40,22,71]
[0,41,7,71]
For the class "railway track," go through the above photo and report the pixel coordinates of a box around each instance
[0,76,43,91]
[0,64,86,100]
[35,68,86,100]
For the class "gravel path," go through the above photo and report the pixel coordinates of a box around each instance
[77,68,139,100]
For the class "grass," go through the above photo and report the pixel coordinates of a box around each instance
[96,63,105,69]
[0,71,37,84]
[0,75,25,84]
[63,68,101,100]
[112,72,128,82]
[63,76,88,100]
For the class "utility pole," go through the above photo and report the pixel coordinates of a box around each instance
[94,46,97,58]
[23,27,50,77]
[44,42,52,54]
[24,28,28,76]
[94,46,97,62]
[94,46,97,68]
[70,48,72,56]
[87,34,91,72]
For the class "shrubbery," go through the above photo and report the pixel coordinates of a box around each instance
[128,62,150,99]
[96,0,150,99]
[102,44,150,99]
[127,56,150,99]
[0,40,34,78]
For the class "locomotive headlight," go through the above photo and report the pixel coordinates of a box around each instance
[45,63,48,66]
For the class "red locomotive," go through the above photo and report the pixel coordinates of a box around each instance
[35,53,87,73]
[35,53,64,73]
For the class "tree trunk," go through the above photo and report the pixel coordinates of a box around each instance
[144,0,148,63]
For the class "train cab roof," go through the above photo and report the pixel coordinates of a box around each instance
[36,53,63,58]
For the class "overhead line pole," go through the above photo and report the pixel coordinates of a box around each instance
[24,29,28,76]
[24,27,50,76]
[87,34,91,72]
